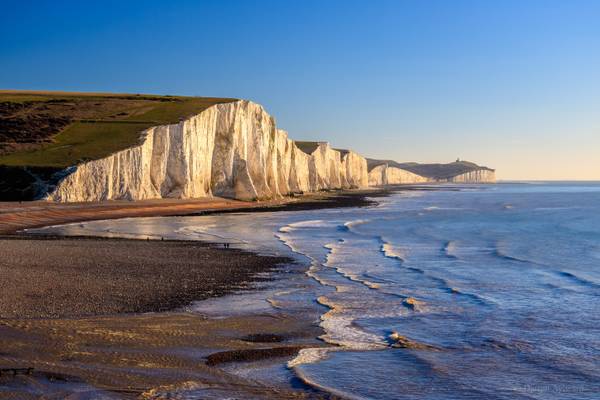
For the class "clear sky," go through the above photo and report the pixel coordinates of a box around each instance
[1,0,599,180]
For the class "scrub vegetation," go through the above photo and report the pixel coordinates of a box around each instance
[0,91,236,167]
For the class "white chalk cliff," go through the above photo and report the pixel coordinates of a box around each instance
[441,169,496,183]
[368,165,496,185]
[47,100,370,202]
[368,164,428,186]
[45,100,496,202]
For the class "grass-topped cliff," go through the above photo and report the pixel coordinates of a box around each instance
[0,91,237,168]
[367,159,494,180]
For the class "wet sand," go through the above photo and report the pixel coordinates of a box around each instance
[0,312,327,399]
[0,235,330,399]
[0,189,384,235]
[0,197,260,235]
[0,237,291,319]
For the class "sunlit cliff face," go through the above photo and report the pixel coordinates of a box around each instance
[47,100,371,202]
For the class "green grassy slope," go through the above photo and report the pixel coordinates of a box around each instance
[0,91,237,168]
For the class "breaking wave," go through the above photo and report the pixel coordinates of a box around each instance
[339,218,371,233]
[442,240,460,259]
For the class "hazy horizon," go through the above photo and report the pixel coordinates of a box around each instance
[1,0,598,180]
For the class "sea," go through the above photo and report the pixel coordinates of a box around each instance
[32,182,600,399]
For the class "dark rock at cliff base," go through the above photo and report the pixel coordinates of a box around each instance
[0,166,63,201]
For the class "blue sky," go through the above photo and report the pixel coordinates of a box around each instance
[1,0,599,179]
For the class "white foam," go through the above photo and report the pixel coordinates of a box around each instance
[279,219,338,232]
[341,218,371,232]
[380,241,407,262]
[317,296,387,350]
[444,240,459,258]
[287,347,337,368]
[324,241,385,291]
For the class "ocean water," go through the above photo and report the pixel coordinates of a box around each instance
[32,183,600,399]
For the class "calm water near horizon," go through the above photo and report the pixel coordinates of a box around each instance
[32,182,600,399]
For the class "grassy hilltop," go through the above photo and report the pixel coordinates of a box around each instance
[0,91,236,168]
